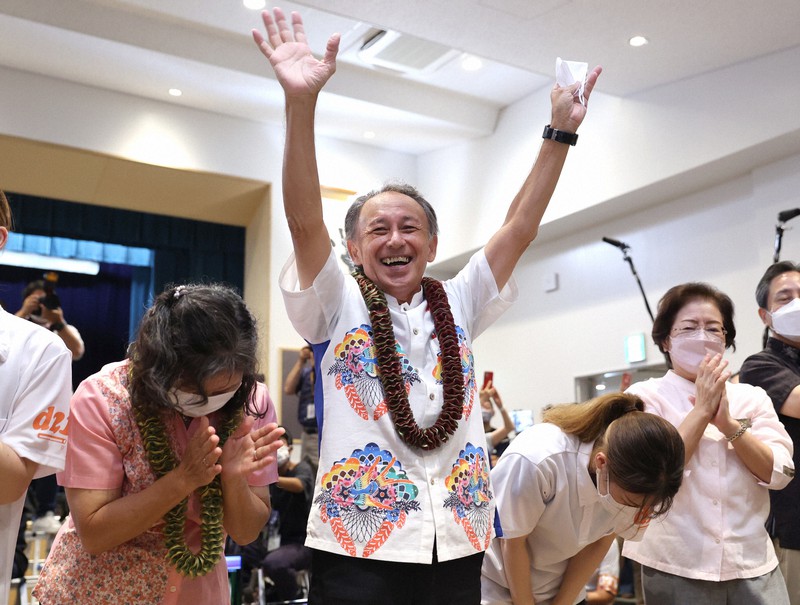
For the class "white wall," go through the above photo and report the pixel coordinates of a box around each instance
[418,44,800,264]
[470,152,800,420]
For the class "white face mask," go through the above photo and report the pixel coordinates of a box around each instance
[770,298,800,338]
[171,384,240,418]
[668,332,725,375]
[595,467,625,515]
[276,445,291,467]
[481,409,493,423]
[595,466,642,539]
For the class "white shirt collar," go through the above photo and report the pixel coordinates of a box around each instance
[385,287,425,311]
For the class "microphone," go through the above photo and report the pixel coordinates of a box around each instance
[602,236,631,250]
[778,208,800,223]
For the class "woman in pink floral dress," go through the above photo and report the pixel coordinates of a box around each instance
[34,283,283,605]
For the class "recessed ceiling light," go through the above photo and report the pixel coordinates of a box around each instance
[363,131,376,140]
[629,36,648,47]
[168,88,182,97]
[243,0,266,9]
[460,55,483,72]
[595,384,607,391]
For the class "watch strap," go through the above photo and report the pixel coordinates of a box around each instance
[542,124,578,146]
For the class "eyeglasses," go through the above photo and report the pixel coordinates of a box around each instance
[670,325,727,341]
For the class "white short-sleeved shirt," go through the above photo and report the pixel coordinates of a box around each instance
[624,371,795,581]
[279,247,517,563]
[0,308,71,604]
[481,423,645,605]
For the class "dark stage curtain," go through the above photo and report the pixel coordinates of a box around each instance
[4,192,246,388]
[7,192,245,293]
[0,263,131,390]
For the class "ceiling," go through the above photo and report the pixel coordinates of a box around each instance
[0,0,799,155]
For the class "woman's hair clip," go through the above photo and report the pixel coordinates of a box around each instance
[174,285,187,300]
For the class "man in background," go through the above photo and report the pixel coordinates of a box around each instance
[740,261,800,605]
[16,278,84,361]
[284,346,318,469]
[242,428,313,603]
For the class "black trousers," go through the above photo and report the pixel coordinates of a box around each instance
[309,548,484,605]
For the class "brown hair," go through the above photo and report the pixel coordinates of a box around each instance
[651,283,736,361]
[128,283,262,420]
[0,190,11,230]
[545,392,684,518]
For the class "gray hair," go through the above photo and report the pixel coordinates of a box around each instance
[344,182,439,241]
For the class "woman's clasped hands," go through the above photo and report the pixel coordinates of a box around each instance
[690,353,734,432]
[177,416,284,491]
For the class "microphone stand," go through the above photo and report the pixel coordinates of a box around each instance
[618,246,655,323]
[769,214,796,344]
[774,209,800,262]
[774,223,785,263]
[607,243,669,367]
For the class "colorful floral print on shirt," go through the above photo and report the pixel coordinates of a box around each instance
[315,443,421,557]
[443,442,493,551]
[328,324,421,421]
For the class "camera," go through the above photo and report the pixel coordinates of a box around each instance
[38,271,61,310]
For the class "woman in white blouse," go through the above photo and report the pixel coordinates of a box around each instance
[481,393,685,605]
[624,282,794,604]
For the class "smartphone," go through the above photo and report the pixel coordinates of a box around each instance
[482,371,494,389]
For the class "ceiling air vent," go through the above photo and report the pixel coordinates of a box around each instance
[358,30,459,74]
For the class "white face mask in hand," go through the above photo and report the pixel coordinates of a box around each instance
[171,384,240,418]
[276,445,291,467]
[668,333,725,375]
[770,298,800,338]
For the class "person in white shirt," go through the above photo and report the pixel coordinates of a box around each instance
[624,282,795,605]
[0,190,72,605]
[252,7,601,604]
[481,393,684,605]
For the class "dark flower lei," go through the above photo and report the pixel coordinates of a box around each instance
[353,269,464,450]
[133,398,242,577]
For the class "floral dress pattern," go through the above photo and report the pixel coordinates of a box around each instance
[33,362,274,604]
[34,365,175,604]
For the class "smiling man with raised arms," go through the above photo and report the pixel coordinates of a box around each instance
[253,8,601,604]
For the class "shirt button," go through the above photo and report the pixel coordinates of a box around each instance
[713,499,718,505]
[413,328,419,335]
[429,393,435,400]
[170,586,177,593]
[715,538,720,544]
[430,478,435,485]
[711,460,718,466]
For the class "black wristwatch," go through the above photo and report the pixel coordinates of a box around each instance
[50,322,66,332]
[542,124,578,146]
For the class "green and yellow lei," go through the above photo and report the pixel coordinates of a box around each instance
[133,404,242,577]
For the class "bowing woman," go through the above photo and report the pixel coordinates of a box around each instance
[34,284,283,605]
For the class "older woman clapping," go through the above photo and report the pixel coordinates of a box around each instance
[624,282,794,605]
